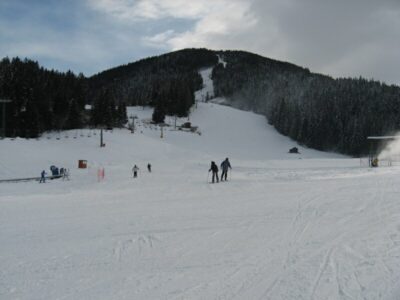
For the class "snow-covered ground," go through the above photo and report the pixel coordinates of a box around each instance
[2,70,400,299]
[194,68,215,102]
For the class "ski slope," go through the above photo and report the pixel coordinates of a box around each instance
[2,70,400,299]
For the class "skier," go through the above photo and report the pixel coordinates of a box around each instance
[147,163,151,172]
[63,168,70,180]
[220,157,232,181]
[132,165,139,178]
[208,161,219,183]
[39,170,46,183]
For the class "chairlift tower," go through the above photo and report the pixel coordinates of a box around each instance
[100,128,105,147]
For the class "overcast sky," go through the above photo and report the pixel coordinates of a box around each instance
[1,0,399,84]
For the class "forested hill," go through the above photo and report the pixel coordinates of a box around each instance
[88,48,218,119]
[1,48,400,155]
[90,49,400,155]
[211,51,400,155]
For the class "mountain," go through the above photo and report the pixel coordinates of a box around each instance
[88,48,400,156]
[211,50,400,155]
[88,48,218,122]
[1,48,400,155]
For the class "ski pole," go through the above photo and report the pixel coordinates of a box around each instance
[207,171,210,183]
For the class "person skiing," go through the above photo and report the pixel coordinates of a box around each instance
[63,168,70,180]
[208,161,219,183]
[220,157,232,181]
[39,170,46,183]
[132,165,139,178]
[147,163,151,172]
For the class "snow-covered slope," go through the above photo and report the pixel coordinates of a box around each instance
[1,71,400,299]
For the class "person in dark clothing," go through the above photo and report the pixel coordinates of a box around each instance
[39,170,46,183]
[220,158,232,181]
[132,165,139,178]
[209,161,219,183]
[147,163,151,172]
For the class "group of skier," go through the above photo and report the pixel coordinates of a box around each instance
[209,158,232,183]
[132,163,151,178]
[39,167,70,183]
[39,159,232,184]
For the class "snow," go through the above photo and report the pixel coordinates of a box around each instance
[194,67,215,102]
[1,71,400,299]
[217,54,227,68]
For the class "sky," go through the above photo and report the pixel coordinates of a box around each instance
[0,0,399,84]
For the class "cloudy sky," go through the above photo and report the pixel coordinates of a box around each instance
[1,0,399,84]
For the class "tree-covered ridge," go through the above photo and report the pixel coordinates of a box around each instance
[89,48,218,119]
[2,48,400,156]
[212,50,400,155]
[0,49,215,137]
[0,57,130,138]
[0,57,88,138]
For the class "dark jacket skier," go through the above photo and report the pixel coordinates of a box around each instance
[220,158,231,181]
[39,170,46,183]
[132,165,139,178]
[209,161,219,183]
[147,163,151,172]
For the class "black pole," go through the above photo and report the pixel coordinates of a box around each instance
[100,128,103,147]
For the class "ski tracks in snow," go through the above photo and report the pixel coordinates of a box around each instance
[113,234,161,263]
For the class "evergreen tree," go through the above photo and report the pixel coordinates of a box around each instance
[65,99,82,129]
[152,104,166,124]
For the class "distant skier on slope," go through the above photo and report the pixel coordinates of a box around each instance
[39,170,46,183]
[220,158,232,181]
[132,165,139,178]
[63,168,70,181]
[209,161,219,183]
[147,163,151,172]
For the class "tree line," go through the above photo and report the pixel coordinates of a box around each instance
[89,48,217,123]
[212,51,400,156]
[0,57,88,138]
[2,48,400,156]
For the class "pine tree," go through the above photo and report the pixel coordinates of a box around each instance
[65,99,82,129]
[152,104,166,124]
